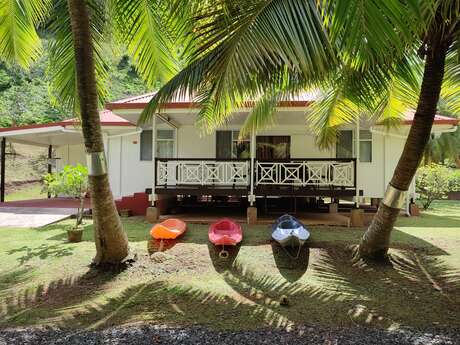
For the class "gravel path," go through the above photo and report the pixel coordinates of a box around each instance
[1,325,459,345]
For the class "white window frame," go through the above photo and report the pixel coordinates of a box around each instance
[354,130,372,163]
[216,130,250,159]
[336,129,372,163]
[140,129,176,161]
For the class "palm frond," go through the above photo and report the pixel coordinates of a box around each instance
[308,87,361,149]
[139,0,335,126]
[320,0,429,69]
[0,0,50,68]
[48,0,108,114]
[111,0,183,87]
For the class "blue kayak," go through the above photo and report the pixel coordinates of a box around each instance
[271,214,310,248]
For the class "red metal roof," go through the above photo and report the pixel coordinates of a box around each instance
[402,110,458,125]
[0,110,135,133]
[106,93,459,126]
[106,92,317,110]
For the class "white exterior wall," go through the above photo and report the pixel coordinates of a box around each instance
[52,120,423,200]
[55,144,86,169]
[177,125,215,158]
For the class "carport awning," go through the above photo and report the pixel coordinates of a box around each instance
[0,110,136,147]
[0,125,84,146]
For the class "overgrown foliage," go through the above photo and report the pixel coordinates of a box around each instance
[0,41,148,127]
[448,169,460,192]
[43,165,88,228]
[416,164,451,210]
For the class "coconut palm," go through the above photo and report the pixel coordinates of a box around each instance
[45,0,186,265]
[137,0,460,260]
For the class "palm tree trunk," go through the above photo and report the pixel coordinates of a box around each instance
[68,0,129,264]
[358,30,450,260]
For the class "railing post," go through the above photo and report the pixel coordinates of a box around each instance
[151,115,157,206]
[249,129,256,206]
[355,119,360,208]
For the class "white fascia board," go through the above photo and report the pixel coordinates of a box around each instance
[0,126,65,137]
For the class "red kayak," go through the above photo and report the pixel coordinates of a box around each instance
[209,218,243,246]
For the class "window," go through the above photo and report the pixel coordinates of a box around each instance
[359,130,372,163]
[216,131,250,159]
[336,130,353,159]
[140,129,175,161]
[336,130,372,162]
[256,136,290,160]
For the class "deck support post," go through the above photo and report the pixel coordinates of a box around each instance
[328,202,338,213]
[247,206,257,225]
[1,137,5,202]
[147,114,159,221]
[350,208,364,227]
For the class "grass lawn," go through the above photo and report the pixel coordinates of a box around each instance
[5,183,46,201]
[0,200,459,331]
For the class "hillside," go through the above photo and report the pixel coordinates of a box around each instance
[0,42,150,200]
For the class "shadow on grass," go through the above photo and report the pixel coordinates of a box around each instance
[147,239,179,254]
[0,269,121,328]
[0,268,33,296]
[2,245,458,331]
[271,243,309,283]
[43,220,450,258]
[6,244,73,265]
[207,242,241,274]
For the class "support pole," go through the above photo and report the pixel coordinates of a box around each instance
[249,128,256,206]
[1,138,5,202]
[47,145,52,199]
[151,115,157,206]
[355,118,360,208]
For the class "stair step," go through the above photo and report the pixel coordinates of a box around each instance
[115,192,150,216]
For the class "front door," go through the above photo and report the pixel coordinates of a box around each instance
[256,136,290,160]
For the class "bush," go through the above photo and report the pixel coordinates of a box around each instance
[416,164,451,210]
[448,169,460,192]
[43,165,88,229]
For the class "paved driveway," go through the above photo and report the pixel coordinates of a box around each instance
[0,207,77,227]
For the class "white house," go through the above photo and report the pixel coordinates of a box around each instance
[0,92,458,218]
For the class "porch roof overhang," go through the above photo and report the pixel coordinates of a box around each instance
[0,110,137,147]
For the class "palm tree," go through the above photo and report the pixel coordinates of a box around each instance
[45,0,184,265]
[137,0,459,260]
[359,4,459,259]
[59,0,129,265]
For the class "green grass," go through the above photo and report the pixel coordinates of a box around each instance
[5,183,46,201]
[0,200,459,331]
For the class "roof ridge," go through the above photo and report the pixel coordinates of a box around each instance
[112,92,157,104]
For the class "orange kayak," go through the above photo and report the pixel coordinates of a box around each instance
[150,218,187,240]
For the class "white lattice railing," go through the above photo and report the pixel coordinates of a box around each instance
[157,160,250,186]
[255,160,355,187]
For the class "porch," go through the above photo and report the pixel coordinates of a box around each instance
[154,158,357,198]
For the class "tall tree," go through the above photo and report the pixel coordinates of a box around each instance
[359,3,459,259]
[46,0,183,264]
[65,0,129,265]
[136,0,459,261]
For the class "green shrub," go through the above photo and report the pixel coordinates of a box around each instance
[416,164,451,210]
[448,169,460,192]
[43,165,88,229]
